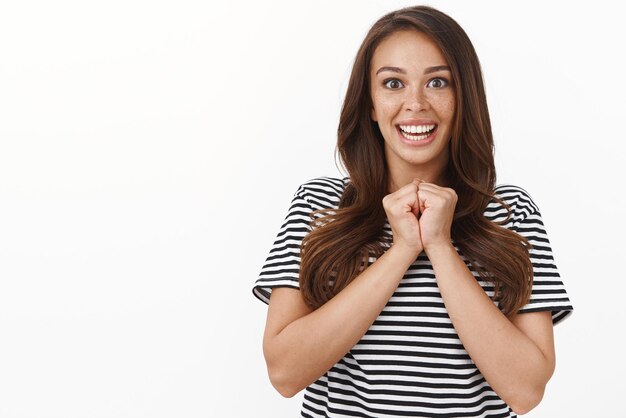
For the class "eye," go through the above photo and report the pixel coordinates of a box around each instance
[383,78,404,89]
[426,77,449,88]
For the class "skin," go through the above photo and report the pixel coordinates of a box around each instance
[375,30,557,414]
[370,30,455,194]
[263,29,556,415]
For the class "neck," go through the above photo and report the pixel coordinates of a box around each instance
[387,162,450,194]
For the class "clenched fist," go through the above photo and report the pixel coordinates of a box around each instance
[414,181,457,252]
[382,178,457,258]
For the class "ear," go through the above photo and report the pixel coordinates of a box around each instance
[370,107,377,122]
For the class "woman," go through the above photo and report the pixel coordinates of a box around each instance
[253,5,573,417]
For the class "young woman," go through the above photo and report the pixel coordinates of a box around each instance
[253,5,573,417]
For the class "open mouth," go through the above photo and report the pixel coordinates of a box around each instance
[396,124,438,141]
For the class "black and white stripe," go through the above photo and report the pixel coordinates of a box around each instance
[253,176,573,418]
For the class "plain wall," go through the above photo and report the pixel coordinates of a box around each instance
[0,1,624,416]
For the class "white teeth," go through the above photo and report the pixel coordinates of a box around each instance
[399,124,436,134]
[398,124,437,141]
[401,131,430,141]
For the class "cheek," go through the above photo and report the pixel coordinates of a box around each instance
[372,92,402,115]
[430,94,455,120]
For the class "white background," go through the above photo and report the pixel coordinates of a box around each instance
[0,1,623,417]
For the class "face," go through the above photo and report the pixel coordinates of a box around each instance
[370,30,455,177]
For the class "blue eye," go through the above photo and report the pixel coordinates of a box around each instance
[426,78,448,88]
[383,79,404,89]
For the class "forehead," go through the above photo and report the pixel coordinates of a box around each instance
[371,30,448,71]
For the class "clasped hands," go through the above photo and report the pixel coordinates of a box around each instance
[382,178,457,257]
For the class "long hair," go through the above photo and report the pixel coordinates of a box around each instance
[298,5,533,318]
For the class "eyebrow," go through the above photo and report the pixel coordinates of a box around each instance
[375,65,451,76]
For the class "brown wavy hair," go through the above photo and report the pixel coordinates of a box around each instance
[298,5,533,318]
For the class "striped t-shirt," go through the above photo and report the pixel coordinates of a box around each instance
[253,176,573,418]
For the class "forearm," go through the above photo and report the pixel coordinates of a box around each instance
[268,244,417,396]
[426,243,553,411]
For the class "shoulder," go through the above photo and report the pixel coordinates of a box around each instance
[486,184,541,226]
[493,183,540,213]
[294,176,349,208]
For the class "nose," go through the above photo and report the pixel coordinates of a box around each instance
[404,86,430,112]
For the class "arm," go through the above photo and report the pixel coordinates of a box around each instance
[263,244,417,398]
[426,242,555,414]
[415,182,555,414]
[263,179,427,398]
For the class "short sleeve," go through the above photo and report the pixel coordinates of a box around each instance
[252,184,314,305]
[511,191,574,325]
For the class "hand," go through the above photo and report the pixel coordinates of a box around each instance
[415,182,457,253]
[382,178,424,256]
